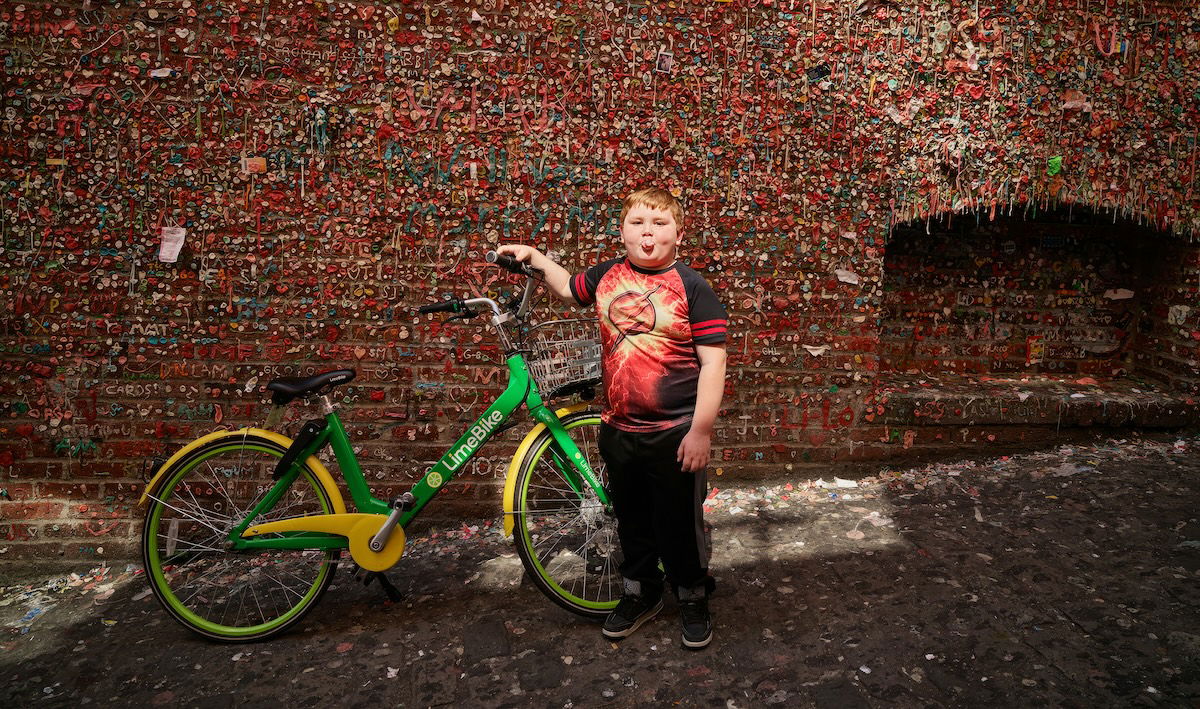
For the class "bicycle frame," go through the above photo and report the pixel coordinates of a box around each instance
[230,353,609,552]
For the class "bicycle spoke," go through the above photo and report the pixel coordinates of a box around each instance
[267,493,319,520]
[525,481,582,497]
[202,458,247,519]
[178,563,230,607]
[529,511,590,551]
[599,544,617,601]
[534,460,584,487]
[178,481,237,525]
[566,521,609,558]
[157,538,225,555]
[233,582,249,627]
[519,505,599,518]
[263,562,324,595]
[526,477,576,493]
[146,493,229,536]
[158,523,225,553]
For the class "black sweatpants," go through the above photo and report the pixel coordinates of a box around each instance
[599,422,712,596]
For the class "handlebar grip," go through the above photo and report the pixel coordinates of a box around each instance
[486,250,531,275]
[418,300,460,314]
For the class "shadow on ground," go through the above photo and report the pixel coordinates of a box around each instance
[2,433,1198,708]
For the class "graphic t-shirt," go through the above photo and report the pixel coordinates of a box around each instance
[570,257,727,433]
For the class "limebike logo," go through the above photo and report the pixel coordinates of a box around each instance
[445,410,505,472]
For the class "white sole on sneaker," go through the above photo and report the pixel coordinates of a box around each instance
[602,599,664,639]
[682,630,712,649]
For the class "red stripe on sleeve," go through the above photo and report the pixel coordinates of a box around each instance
[691,320,727,337]
[573,273,591,301]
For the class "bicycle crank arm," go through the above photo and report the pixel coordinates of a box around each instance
[242,513,406,572]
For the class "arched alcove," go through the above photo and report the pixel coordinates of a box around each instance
[877,205,1199,436]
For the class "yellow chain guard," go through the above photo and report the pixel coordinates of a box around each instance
[242,513,406,572]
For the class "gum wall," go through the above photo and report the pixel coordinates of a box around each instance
[2,0,1199,561]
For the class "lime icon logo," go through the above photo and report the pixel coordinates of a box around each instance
[427,471,443,489]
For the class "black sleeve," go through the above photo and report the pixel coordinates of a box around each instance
[682,268,728,345]
[568,257,621,307]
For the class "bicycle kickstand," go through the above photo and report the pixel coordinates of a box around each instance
[351,493,413,603]
[350,563,404,603]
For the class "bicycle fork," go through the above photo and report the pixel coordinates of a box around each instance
[530,405,610,506]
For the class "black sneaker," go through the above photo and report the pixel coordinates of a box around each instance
[602,584,663,639]
[678,588,712,649]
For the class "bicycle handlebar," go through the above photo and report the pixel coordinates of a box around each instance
[486,250,533,276]
[418,251,540,333]
[418,300,462,314]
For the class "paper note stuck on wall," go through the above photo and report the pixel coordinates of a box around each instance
[159,226,186,263]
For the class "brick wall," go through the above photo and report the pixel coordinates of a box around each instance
[2,0,1199,562]
[880,210,1190,380]
[1135,239,1200,394]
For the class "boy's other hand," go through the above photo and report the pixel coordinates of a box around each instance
[677,429,712,473]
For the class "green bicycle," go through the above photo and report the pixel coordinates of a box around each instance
[139,252,623,642]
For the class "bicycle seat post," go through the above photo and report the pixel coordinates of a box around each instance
[317,395,334,415]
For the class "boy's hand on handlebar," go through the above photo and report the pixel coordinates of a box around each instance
[487,248,537,276]
[494,245,574,303]
[495,244,539,263]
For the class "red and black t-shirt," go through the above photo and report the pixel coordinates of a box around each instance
[570,258,727,433]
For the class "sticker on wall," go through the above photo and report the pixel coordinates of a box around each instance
[655,49,674,74]
[1026,336,1046,367]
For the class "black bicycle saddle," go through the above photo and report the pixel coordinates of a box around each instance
[266,369,356,405]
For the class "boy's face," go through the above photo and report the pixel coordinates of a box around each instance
[621,203,681,270]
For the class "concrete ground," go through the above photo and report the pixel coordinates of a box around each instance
[2,432,1198,708]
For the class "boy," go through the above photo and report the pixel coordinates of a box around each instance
[496,187,727,649]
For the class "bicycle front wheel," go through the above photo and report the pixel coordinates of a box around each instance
[512,410,622,619]
[141,431,340,642]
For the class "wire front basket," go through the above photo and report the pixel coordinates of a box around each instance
[525,319,602,399]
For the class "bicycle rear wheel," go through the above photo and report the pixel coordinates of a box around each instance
[141,432,340,642]
[512,411,622,619]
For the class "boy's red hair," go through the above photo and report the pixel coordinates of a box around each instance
[621,188,684,228]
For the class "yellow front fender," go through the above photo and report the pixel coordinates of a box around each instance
[502,403,592,537]
[138,427,347,514]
